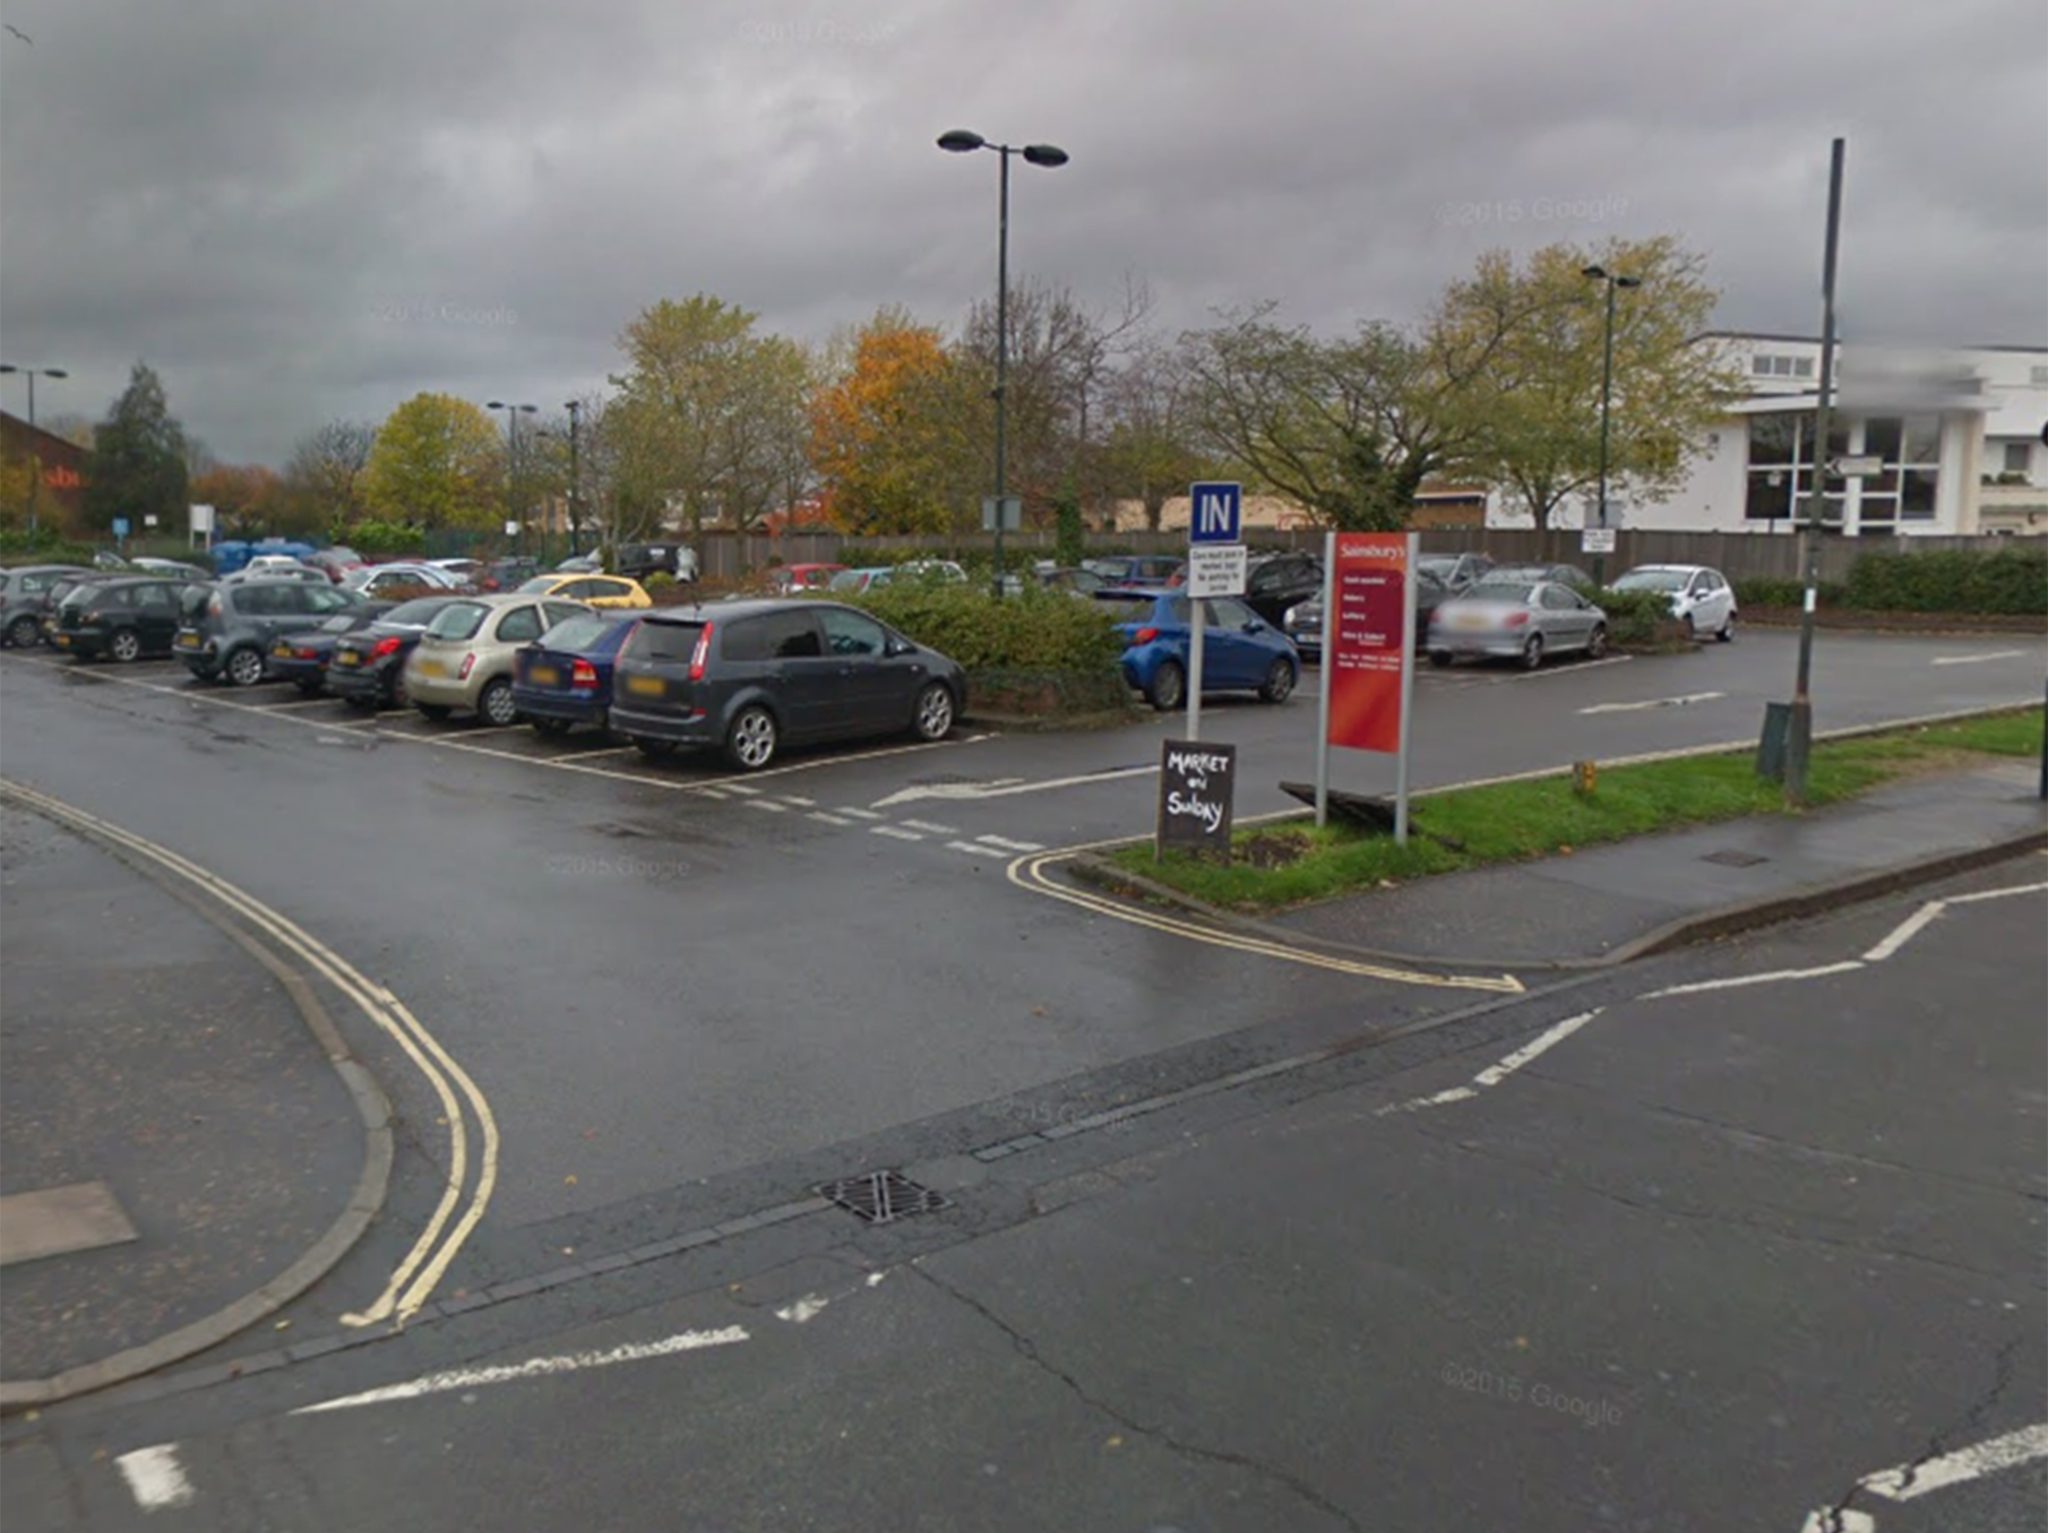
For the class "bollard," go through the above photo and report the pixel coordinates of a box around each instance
[1573,760,1598,796]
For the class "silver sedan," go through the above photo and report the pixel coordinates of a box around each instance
[1425,580,1609,670]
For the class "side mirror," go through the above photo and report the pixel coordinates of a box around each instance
[1245,619,1265,632]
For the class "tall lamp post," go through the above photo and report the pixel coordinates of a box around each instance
[487,401,537,559]
[0,364,70,534]
[1580,267,1639,588]
[564,400,584,559]
[938,128,1069,599]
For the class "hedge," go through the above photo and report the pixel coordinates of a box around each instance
[1732,549,2047,616]
[1592,588,1691,649]
[840,583,1125,675]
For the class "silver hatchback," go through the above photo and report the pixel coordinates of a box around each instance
[403,593,592,724]
[1426,580,1609,670]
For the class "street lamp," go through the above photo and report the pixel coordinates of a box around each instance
[564,400,583,558]
[938,128,1069,599]
[487,400,537,558]
[0,364,70,534]
[1580,266,1640,588]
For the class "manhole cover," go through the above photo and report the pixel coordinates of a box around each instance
[815,1171,949,1224]
[1700,849,1769,867]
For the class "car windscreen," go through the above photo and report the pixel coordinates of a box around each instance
[1457,583,1535,604]
[424,602,489,641]
[517,576,558,593]
[318,615,358,633]
[179,584,213,617]
[622,617,703,664]
[1612,571,1687,592]
[539,613,615,652]
[382,598,452,626]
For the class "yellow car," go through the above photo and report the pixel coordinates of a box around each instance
[515,573,652,609]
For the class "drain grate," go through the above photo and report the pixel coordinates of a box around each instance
[1700,849,1769,867]
[815,1171,949,1224]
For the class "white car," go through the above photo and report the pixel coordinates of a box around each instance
[1610,564,1737,642]
[343,562,464,597]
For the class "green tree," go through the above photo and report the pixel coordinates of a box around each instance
[1429,237,1741,527]
[362,393,505,530]
[82,362,190,533]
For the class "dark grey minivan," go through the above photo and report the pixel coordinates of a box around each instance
[606,598,966,770]
[177,578,368,685]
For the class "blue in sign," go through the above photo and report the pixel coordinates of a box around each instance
[112,517,131,538]
[1188,481,1241,545]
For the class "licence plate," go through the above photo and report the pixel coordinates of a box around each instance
[1453,611,1488,630]
[336,649,359,666]
[272,643,292,657]
[414,659,445,677]
[52,635,69,647]
[177,633,200,648]
[624,674,665,697]
[529,664,559,686]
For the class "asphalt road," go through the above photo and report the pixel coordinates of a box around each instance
[8,858,2041,1531]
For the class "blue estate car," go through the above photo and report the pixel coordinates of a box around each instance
[511,609,644,736]
[1096,589,1301,712]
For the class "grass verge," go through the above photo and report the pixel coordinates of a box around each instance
[1106,707,2044,911]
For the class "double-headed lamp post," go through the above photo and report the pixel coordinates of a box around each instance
[487,401,537,557]
[1580,266,1640,588]
[938,128,1069,599]
[0,364,70,534]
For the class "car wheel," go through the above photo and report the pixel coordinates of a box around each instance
[633,737,678,760]
[1146,659,1186,712]
[478,678,519,727]
[225,647,267,687]
[1586,624,1609,659]
[108,628,143,663]
[416,703,454,722]
[726,704,778,770]
[1521,634,1545,670]
[1428,650,1453,668]
[911,682,954,741]
[5,615,41,649]
[1716,613,1736,643]
[1259,657,1296,704]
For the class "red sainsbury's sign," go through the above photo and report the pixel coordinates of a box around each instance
[1325,532,1411,754]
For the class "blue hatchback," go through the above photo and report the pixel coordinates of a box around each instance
[1097,590,1301,712]
[512,609,642,735]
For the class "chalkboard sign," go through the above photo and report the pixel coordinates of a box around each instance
[1156,739,1237,861]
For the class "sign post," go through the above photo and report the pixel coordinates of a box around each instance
[1314,531,1418,844]
[1185,481,1243,743]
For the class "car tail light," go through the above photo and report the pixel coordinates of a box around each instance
[207,595,222,616]
[295,646,317,659]
[1133,626,1160,644]
[688,623,713,681]
[371,634,404,658]
[1505,611,1529,627]
[571,658,599,688]
[459,652,476,680]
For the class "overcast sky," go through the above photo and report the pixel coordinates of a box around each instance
[2,0,2043,466]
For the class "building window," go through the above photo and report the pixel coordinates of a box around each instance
[1863,417,1903,462]
[1903,415,1942,464]
[1900,469,1939,519]
[2003,441,2032,475]
[1744,412,1844,522]
[1751,354,1811,378]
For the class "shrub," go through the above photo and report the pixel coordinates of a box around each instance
[0,528,97,566]
[1593,587,1690,649]
[843,583,1124,674]
[643,571,676,593]
[1844,547,2046,616]
[344,519,429,558]
[1734,576,1851,609]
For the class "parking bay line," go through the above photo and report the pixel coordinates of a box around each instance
[871,826,924,842]
[1577,691,1724,715]
[1930,650,2027,666]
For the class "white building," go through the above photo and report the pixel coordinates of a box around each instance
[1489,334,2048,536]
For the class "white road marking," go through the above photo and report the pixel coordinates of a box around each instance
[458,725,528,739]
[567,745,640,760]
[870,765,1156,810]
[870,826,923,841]
[777,795,816,807]
[975,834,1045,852]
[839,807,882,820]
[809,811,852,826]
[115,1445,194,1511]
[1577,691,1725,715]
[291,1327,751,1415]
[1862,902,1946,963]
[1378,1010,1602,1115]
[899,819,960,835]
[1859,1421,2048,1501]
[745,799,788,813]
[722,782,761,795]
[775,1295,830,1323]
[1639,962,1865,1000]
[945,840,992,856]
[1930,650,2027,665]
[1796,1511,1875,1532]
[1947,879,2048,905]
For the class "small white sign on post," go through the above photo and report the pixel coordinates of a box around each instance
[503,520,521,537]
[1831,455,1884,477]
[1580,527,1617,555]
[1186,544,1248,599]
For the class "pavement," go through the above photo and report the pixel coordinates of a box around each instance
[0,799,390,1409]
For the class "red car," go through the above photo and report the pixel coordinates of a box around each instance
[764,562,847,595]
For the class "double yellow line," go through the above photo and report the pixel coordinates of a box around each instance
[0,779,496,1328]
[1006,845,1524,994]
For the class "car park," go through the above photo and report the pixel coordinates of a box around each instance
[826,561,968,595]
[38,572,125,643]
[1284,565,1450,660]
[1418,552,1496,593]
[516,572,653,609]
[1086,554,1187,588]
[48,576,190,661]
[224,562,330,585]
[1610,563,1737,641]
[326,596,473,711]
[1241,550,1324,626]
[343,562,465,598]
[1473,561,1596,594]
[0,564,90,647]
[128,556,214,583]
[511,609,643,736]
[267,604,399,694]
[1096,589,1301,711]
[1426,579,1608,669]
[607,598,966,770]
[763,562,847,596]
[614,542,699,583]
[305,547,366,583]
[177,578,371,685]
[404,594,592,725]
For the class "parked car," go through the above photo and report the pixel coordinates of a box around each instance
[266,604,399,694]
[1426,579,1609,670]
[607,598,966,770]
[92,550,133,570]
[176,578,371,685]
[0,564,90,648]
[1417,552,1496,593]
[242,554,324,580]
[478,557,540,592]
[763,562,847,596]
[1241,550,1324,626]
[555,553,603,574]
[1473,561,1597,594]
[128,556,213,583]
[305,546,366,583]
[511,609,644,737]
[1610,563,1737,641]
[1085,554,1187,588]
[38,572,126,643]
[614,542,699,583]
[403,594,592,725]
[343,562,464,598]
[48,576,191,661]
[1096,589,1301,711]
[1284,565,1450,660]
[326,596,473,711]
[516,572,652,609]
[827,561,968,595]
[1036,565,1109,597]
